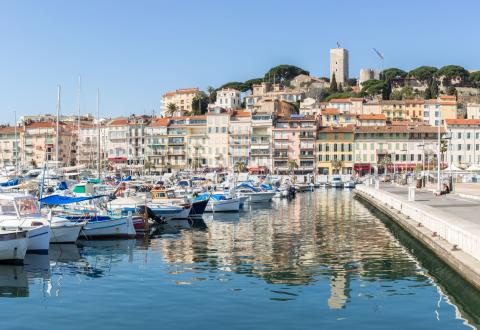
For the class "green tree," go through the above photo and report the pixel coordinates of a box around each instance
[469,71,480,88]
[424,82,432,99]
[446,86,456,96]
[382,68,407,82]
[233,161,247,173]
[144,161,153,174]
[402,85,414,99]
[264,64,309,85]
[218,81,244,91]
[347,78,357,87]
[207,86,217,104]
[330,73,338,93]
[165,103,177,117]
[390,90,403,100]
[191,92,209,115]
[379,155,392,173]
[429,79,439,98]
[338,82,343,92]
[330,159,343,174]
[408,66,438,81]
[287,160,298,175]
[243,78,264,92]
[361,79,387,98]
[435,65,469,86]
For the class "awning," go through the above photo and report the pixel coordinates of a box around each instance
[39,194,106,205]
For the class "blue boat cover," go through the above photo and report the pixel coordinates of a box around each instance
[0,178,19,187]
[57,181,68,190]
[196,194,227,201]
[39,194,105,205]
[236,182,261,192]
[260,183,272,190]
[178,180,189,187]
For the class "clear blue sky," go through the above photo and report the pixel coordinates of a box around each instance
[1,0,479,123]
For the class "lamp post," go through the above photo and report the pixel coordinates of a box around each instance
[437,120,441,193]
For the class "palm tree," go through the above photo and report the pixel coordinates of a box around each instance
[144,161,153,175]
[330,159,343,174]
[234,161,247,173]
[207,86,217,104]
[287,160,298,175]
[165,103,177,117]
[191,158,201,170]
[379,155,392,174]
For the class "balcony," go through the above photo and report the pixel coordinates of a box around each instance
[299,133,315,139]
[251,138,270,145]
[250,149,270,156]
[168,139,185,145]
[299,153,315,158]
[273,144,288,150]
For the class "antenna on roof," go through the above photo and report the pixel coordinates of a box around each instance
[336,41,341,48]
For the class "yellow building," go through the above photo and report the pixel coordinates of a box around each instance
[316,126,354,175]
[161,88,199,115]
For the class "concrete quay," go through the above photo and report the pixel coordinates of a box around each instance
[355,182,480,290]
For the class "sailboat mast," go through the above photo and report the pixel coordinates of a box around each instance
[14,110,18,174]
[97,88,101,180]
[56,85,61,167]
[77,76,81,166]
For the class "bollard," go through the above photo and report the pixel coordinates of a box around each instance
[408,186,416,202]
[375,179,380,190]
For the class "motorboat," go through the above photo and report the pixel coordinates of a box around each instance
[236,183,275,203]
[329,175,343,188]
[196,194,240,212]
[0,194,51,253]
[0,229,28,264]
[343,181,356,189]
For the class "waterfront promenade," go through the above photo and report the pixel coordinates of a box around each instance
[355,182,480,290]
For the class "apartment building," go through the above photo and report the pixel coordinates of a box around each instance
[145,118,169,172]
[249,113,274,172]
[316,126,354,175]
[229,111,251,167]
[272,115,318,175]
[245,82,304,111]
[467,103,480,119]
[206,109,230,169]
[327,98,363,114]
[445,119,480,168]
[355,114,387,126]
[21,121,76,167]
[353,124,441,175]
[77,123,107,168]
[423,95,458,126]
[214,88,241,110]
[106,118,129,166]
[0,126,20,167]
[127,115,150,166]
[321,109,355,127]
[161,88,199,115]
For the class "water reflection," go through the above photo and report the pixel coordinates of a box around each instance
[0,191,478,329]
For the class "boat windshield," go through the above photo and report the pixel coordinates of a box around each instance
[15,198,39,216]
[0,199,16,215]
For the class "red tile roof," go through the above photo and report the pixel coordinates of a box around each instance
[445,119,480,125]
[150,118,169,127]
[0,126,20,133]
[357,114,386,120]
[322,108,341,115]
[108,118,129,126]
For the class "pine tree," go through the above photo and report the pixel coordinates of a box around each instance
[330,73,338,93]
[429,79,439,98]
[338,83,343,92]
[424,80,432,99]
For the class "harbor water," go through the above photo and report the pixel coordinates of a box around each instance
[1,190,479,329]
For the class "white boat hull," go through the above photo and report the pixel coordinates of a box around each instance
[0,231,28,263]
[80,217,136,239]
[50,223,83,243]
[25,225,51,253]
[241,192,275,203]
[205,198,240,212]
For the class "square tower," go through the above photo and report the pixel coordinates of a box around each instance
[330,48,349,85]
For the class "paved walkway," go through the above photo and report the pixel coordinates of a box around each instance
[380,183,480,228]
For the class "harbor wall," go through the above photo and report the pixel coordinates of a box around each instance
[354,185,480,290]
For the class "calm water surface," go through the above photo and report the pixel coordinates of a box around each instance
[1,190,479,330]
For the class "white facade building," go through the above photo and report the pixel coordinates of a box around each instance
[215,88,241,110]
[446,119,480,167]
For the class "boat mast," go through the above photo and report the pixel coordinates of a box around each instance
[14,110,18,174]
[97,88,101,180]
[77,75,81,166]
[56,85,61,168]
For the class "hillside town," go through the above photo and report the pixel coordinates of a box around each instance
[2,47,480,178]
